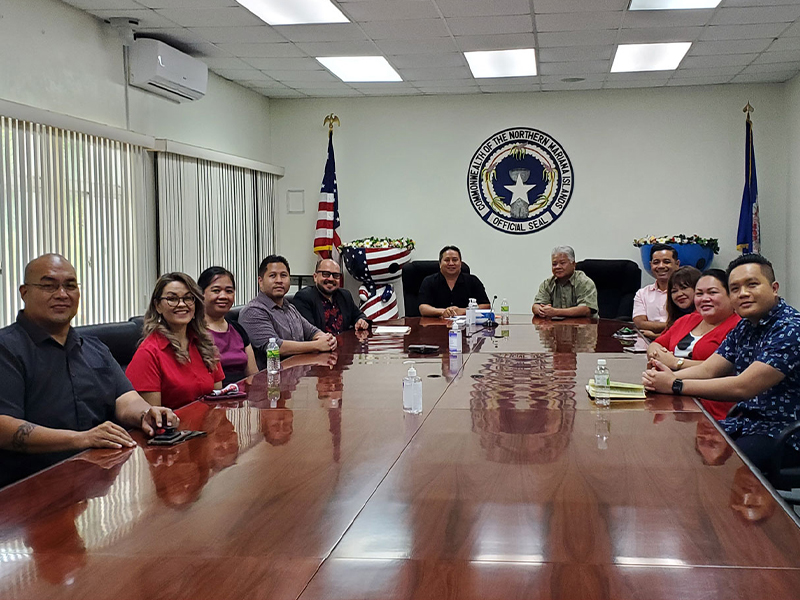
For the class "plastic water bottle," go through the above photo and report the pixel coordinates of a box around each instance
[402,363,423,414]
[500,298,509,325]
[266,338,280,374]
[466,298,478,326]
[594,358,611,407]
[595,413,610,450]
[449,320,462,353]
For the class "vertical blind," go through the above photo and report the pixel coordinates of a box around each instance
[156,153,276,302]
[0,116,156,327]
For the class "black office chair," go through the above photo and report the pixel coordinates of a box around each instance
[75,320,142,369]
[576,259,641,321]
[765,422,800,506]
[402,260,470,317]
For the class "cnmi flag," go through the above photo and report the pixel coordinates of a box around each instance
[313,129,341,260]
[736,117,760,253]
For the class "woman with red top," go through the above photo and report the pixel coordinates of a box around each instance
[647,269,741,420]
[127,273,224,410]
[664,266,701,331]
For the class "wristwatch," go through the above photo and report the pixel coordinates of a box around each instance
[676,358,685,370]
[672,379,684,395]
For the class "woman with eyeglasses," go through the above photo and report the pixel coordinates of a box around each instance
[126,273,224,409]
[198,266,258,385]
[647,269,741,419]
[664,266,701,331]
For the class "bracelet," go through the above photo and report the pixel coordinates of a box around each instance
[676,358,685,370]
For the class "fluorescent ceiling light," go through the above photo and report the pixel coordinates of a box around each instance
[611,42,691,72]
[236,0,349,25]
[316,56,402,82]
[464,49,537,78]
[629,0,721,9]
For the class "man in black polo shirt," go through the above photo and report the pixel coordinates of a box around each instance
[418,245,491,318]
[0,254,178,488]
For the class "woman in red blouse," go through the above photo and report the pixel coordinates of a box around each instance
[647,269,741,420]
[127,273,224,409]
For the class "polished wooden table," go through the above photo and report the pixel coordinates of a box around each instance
[2,317,800,599]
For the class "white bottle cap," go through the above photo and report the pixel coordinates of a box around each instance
[269,337,276,343]
[407,363,417,377]
[597,359,607,366]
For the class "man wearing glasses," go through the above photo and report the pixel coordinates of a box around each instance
[292,258,369,335]
[0,253,178,488]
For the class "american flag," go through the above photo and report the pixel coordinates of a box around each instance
[314,129,341,259]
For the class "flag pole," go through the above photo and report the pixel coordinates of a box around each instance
[743,101,754,123]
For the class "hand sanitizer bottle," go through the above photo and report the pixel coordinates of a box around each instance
[449,320,462,353]
[466,298,478,326]
[403,362,423,414]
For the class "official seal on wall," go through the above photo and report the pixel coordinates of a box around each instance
[467,127,574,234]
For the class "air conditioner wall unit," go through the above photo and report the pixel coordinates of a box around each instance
[129,38,208,103]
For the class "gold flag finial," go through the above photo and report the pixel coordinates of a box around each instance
[743,102,754,122]
[323,113,340,131]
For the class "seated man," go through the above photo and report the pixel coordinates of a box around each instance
[643,254,800,472]
[633,243,680,339]
[292,258,369,334]
[418,245,490,318]
[532,246,598,318]
[239,255,337,368]
[0,254,177,489]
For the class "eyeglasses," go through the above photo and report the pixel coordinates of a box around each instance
[316,271,341,280]
[159,295,196,308]
[25,281,80,293]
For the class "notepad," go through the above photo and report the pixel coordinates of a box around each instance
[373,326,411,335]
[586,380,647,401]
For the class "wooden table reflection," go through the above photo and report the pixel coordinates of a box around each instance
[1,317,798,600]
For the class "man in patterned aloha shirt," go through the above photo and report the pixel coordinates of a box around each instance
[643,254,800,472]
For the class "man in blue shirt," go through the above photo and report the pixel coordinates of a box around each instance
[643,254,800,471]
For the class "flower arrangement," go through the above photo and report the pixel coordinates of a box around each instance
[341,237,416,250]
[633,234,719,254]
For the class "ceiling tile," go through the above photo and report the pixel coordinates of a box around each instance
[62,0,144,9]
[398,66,472,80]
[538,45,614,62]
[190,26,286,43]
[375,38,458,54]
[540,73,606,83]
[542,81,604,91]
[91,8,180,28]
[435,0,530,18]
[294,41,378,55]
[479,83,539,92]
[538,61,610,76]
[534,0,628,13]
[134,28,199,46]
[184,42,231,58]
[347,82,417,92]
[711,6,800,25]
[215,43,306,58]
[623,9,715,28]
[212,67,263,79]
[606,71,671,82]
[412,78,482,88]
[536,11,623,32]
[689,39,774,55]
[417,87,481,94]
[446,15,533,36]
[263,70,339,83]
[722,0,800,6]
[276,24,369,43]
[289,81,357,90]
[389,53,466,69]
[537,30,619,47]
[780,21,800,36]
[339,1,440,21]
[292,88,364,96]
[238,74,284,86]
[154,7,264,27]
[701,23,789,40]
[681,53,758,68]
[617,26,703,44]
[243,57,322,70]
[752,50,800,64]
[201,56,253,69]
[138,0,237,7]
[672,65,745,77]
[666,76,731,86]
[604,79,669,88]
[731,71,797,83]
[769,36,800,51]
[259,89,307,98]
[455,33,538,51]
[474,75,539,86]
[360,19,450,39]
[743,60,800,72]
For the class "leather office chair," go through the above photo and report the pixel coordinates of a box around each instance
[402,260,470,317]
[576,259,641,321]
[765,422,800,507]
[75,320,142,369]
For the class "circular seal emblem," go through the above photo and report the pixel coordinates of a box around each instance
[467,127,574,234]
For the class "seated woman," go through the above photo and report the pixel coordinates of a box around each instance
[127,273,224,409]
[664,266,701,331]
[647,269,741,420]
[198,266,258,386]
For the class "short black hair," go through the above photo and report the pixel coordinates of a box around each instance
[439,245,462,261]
[258,255,290,277]
[727,253,775,283]
[198,266,236,291]
[699,268,729,291]
[650,243,678,261]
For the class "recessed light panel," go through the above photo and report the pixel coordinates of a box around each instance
[611,42,691,72]
[316,56,402,82]
[629,0,721,9]
[237,0,349,25]
[464,49,537,78]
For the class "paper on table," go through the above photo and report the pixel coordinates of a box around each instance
[586,380,646,400]
[373,326,411,335]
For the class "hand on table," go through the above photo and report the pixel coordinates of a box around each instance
[646,344,677,370]
[642,360,677,394]
[75,422,137,450]
[140,407,179,437]
[441,306,460,319]
[355,318,369,330]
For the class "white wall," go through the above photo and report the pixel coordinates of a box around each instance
[785,74,800,308]
[0,0,272,163]
[270,84,789,313]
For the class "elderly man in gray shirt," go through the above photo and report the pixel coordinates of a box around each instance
[239,255,337,369]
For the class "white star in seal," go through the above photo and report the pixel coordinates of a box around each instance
[504,173,536,205]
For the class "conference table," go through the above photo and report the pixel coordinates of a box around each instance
[2,316,800,599]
